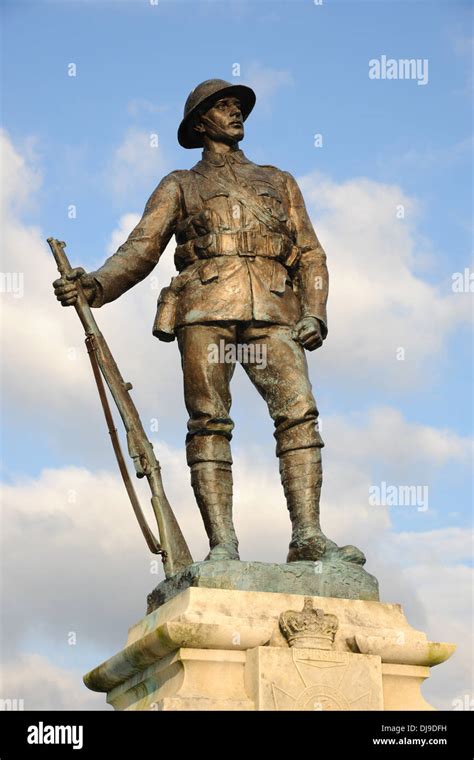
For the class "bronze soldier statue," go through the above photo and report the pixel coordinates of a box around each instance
[54,79,365,567]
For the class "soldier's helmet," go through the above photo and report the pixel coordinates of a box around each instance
[178,78,256,149]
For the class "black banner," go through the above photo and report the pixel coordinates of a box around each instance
[0,710,471,757]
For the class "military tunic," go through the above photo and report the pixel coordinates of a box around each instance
[89,148,328,464]
[90,149,328,336]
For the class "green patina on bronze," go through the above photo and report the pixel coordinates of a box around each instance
[147,559,379,614]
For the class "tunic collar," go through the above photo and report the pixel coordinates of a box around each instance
[201,148,249,167]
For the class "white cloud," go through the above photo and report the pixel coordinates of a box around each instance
[246,62,294,106]
[1,411,471,710]
[0,132,184,467]
[390,527,472,566]
[0,447,206,659]
[0,129,41,215]
[0,654,107,710]
[300,172,471,388]
[105,127,166,200]
[0,133,95,433]
[325,407,472,471]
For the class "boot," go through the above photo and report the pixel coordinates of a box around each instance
[190,461,240,561]
[279,448,366,565]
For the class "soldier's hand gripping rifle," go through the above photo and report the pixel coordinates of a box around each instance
[47,238,193,578]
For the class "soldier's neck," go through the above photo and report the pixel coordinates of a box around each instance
[202,138,240,156]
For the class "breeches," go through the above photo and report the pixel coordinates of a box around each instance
[176,321,324,466]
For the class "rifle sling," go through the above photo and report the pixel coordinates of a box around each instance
[85,335,162,556]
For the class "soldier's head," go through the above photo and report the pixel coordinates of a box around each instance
[194,96,244,148]
[178,79,256,150]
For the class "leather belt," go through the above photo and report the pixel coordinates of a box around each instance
[175,231,299,271]
[197,230,292,257]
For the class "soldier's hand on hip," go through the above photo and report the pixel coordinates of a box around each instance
[52,267,97,307]
[292,316,324,351]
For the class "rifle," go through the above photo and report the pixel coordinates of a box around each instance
[47,238,193,578]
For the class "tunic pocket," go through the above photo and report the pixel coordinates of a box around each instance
[270,260,289,295]
[255,184,288,222]
[199,258,219,284]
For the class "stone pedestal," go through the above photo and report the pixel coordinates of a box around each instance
[84,587,455,711]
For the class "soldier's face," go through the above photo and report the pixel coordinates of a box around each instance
[196,97,244,145]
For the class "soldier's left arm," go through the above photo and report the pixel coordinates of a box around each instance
[284,171,329,343]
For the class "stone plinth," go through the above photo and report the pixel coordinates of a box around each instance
[84,587,455,711]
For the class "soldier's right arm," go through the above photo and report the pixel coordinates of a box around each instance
[53,172,182,307]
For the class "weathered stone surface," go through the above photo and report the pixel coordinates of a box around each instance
[146,558,379,614]
[246,647,384,711]
[84,587,455,710]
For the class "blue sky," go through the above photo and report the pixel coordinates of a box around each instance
[3,0,472,261]
[1,0,472,709]
[3,0,472,500]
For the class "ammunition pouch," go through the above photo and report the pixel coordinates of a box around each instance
[152,283,178,342]
[152,270,195,342]
[174,230,300,272]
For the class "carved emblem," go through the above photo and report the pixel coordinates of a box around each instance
[279,596,339,649]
